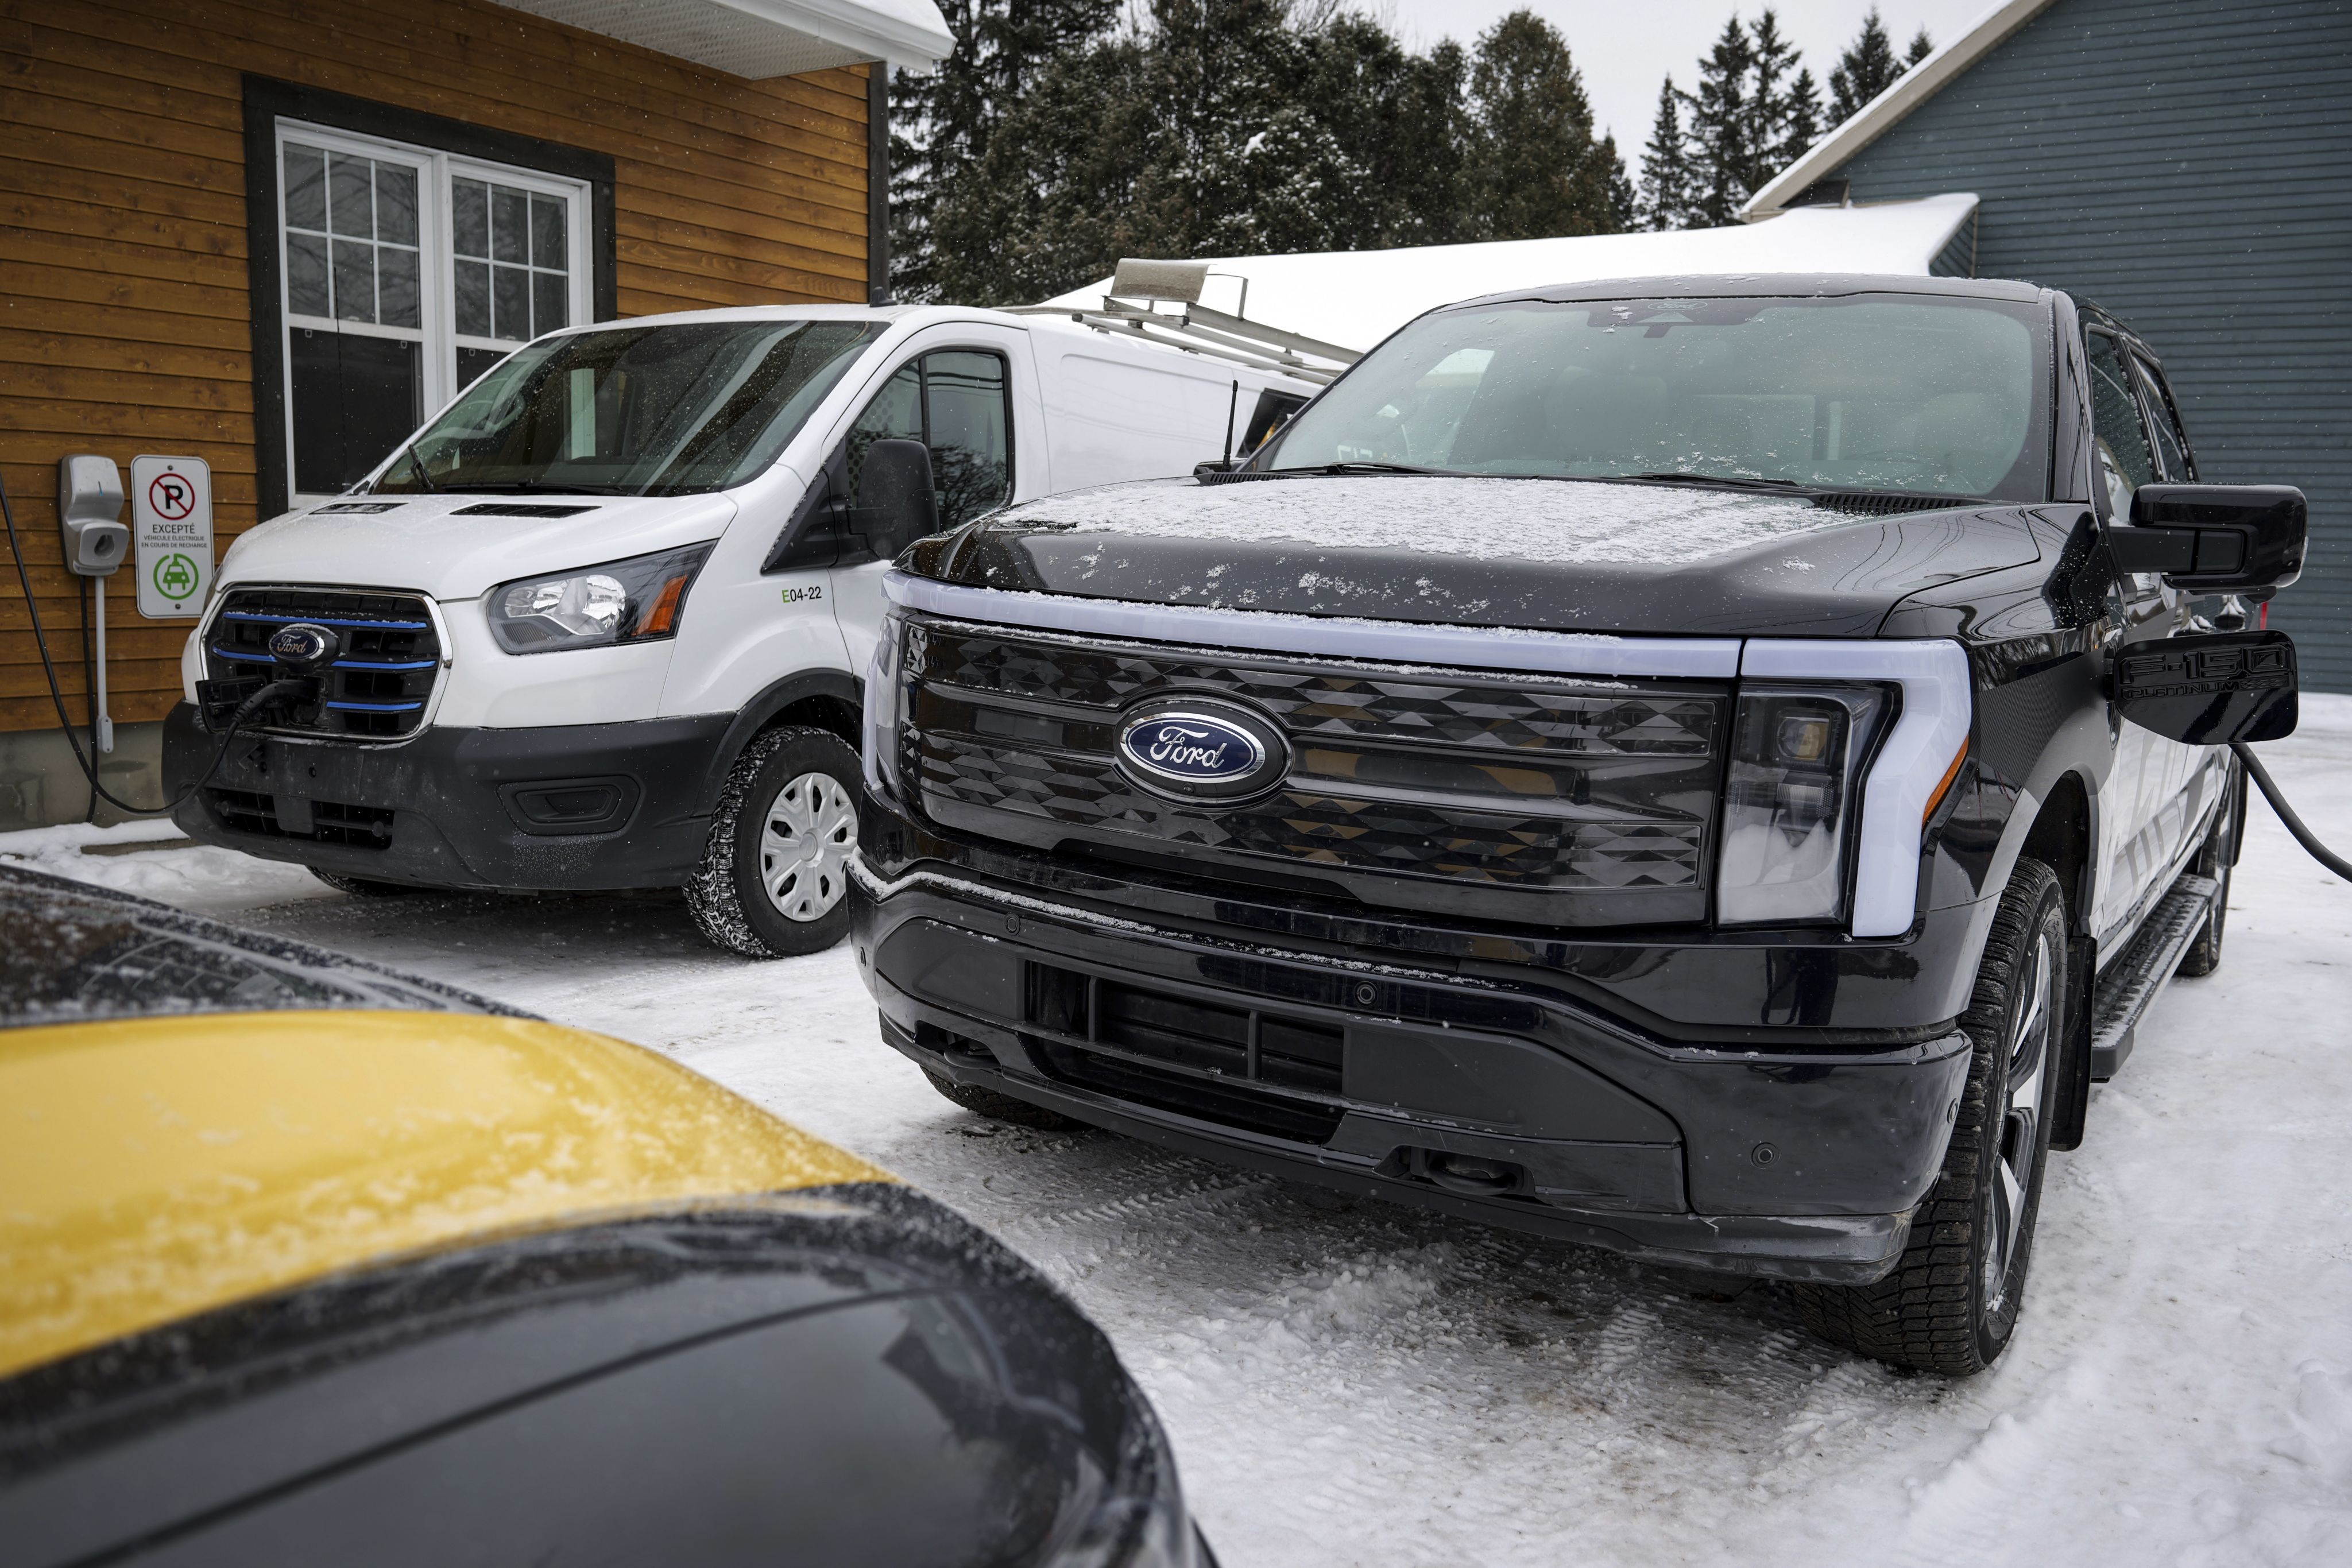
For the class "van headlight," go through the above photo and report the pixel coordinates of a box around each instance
[488,543,712,654]
[1716,685,1891,925]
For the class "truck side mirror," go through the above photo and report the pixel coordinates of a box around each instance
[2115,628,2297,744]
[2113,484,2305,596]
[852,439,938,563]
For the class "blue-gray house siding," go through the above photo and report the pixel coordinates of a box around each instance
[1819,0,2352,688]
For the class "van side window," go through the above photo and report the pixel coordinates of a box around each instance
[2084,330,2157,516]
[843,350,1012,533]
[2132,355,2195,482]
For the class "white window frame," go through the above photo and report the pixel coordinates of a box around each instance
[274,117,593,505]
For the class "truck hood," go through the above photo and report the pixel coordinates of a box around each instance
[923,475,2044,638]
[216,492,742,602]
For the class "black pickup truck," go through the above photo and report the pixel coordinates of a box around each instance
[851,274,2306,1375]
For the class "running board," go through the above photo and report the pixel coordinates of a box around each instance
[2090,872,2219,1081]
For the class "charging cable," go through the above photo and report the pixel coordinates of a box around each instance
[2232,741,2352,882]
[2,468,295,818]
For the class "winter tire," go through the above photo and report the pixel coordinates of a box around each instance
[685,726,860,959]
[2176,762,2239,978]
[923,1067,1086,1131]
[309,867,418,896]
[1794,857,2067,1376]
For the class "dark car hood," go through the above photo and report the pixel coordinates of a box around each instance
[928,476,2043,637]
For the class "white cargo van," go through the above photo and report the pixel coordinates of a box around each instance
[162,303,1316,954]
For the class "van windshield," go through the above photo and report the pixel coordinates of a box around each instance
[1263,293,2049,501]
[374,320,886,497]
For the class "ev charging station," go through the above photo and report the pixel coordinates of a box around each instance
[52,454,212,757]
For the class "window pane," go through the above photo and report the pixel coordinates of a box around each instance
[492,264,529,340]
[453,177,488,259]
[377,164,418,247]
[845,364,924,502]
[284,144,327,231]
[491,185,528,263]
[455,346,508,394]
[332,237,376,322]
[291,327,421,494]
[532,270,566,338]
[923,351,1011,528]
[530,193,567,272]
[287,231,330,318]
[380,245,421,330]
[2085,331,2156,513]
[328,153,373,238]
[455,258,491,338]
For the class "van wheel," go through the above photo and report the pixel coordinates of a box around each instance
[1794,858,2066,1376]
[309,867,417,896]
[686,726,860,959]
[2177,766,2237,978]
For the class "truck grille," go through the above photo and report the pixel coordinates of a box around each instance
[205,587,440,740]
[905,619,1728,927]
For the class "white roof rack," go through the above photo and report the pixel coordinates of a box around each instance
[1004,259,1359,384]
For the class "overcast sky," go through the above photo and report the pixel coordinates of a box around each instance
[1372,0,1991,180]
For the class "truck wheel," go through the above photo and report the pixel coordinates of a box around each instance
[2176,767,2237,978]
[923,1068,1085,1131]
[1794,858,2066,1376]
[309,867,417,896]
[686,726,860,959]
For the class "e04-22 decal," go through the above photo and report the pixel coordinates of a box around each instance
[779,584,825,606]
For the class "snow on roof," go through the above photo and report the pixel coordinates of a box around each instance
[1742,0,2063,218]
[1034,195,1983,354]
[490,0,956,76]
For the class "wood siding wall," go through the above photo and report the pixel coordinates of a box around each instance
[1825,0,2352,690]
[1,0,873,732]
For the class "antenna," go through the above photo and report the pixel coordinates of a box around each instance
[1222,380,1239,468]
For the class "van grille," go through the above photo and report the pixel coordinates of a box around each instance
[205,587,440,740]
[905,618,1727,927]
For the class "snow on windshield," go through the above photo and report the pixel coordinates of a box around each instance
[1266,293,2048,501]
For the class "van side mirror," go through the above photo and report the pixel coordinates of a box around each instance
[852,439,938,563]
[2115,628,2297,744]
[2113,484,2305,595]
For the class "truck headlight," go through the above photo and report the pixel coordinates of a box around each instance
[488,543,712,655]
[1716,684,1890,925]
[862,607,924,799]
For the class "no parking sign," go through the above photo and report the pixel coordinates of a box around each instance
[131,455,212,618]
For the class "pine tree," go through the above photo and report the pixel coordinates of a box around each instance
[890,0,1125,301]
[1680,15,1757,227]
[1828,6,1902,123]
[1638,76,1698,229]
[1464,10,1618,241]
[1906,27,1936,67]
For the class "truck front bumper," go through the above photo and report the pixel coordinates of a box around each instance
[163,702,728,891]
[853,853,1976,1285]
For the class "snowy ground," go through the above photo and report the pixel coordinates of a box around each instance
[13,701,2352,1567]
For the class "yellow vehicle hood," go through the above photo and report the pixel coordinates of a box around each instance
[0,1011,889,1380]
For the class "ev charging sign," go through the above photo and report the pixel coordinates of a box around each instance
[130,455,212,618]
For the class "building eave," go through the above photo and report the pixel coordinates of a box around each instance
[489,0,956,78]
[1742,0,2063,220]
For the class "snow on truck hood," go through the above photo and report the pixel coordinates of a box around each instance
[931,476,2046,640]
[216,491,741,602]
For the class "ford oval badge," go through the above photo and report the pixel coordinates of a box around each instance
[1115,700,1287,800]
[266,622,339,673]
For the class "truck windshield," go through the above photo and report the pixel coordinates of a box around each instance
[1264,293,2049,501]
[374,319,887,497]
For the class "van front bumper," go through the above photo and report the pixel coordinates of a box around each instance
[852,850,1978,1285]
[162,702,728,891]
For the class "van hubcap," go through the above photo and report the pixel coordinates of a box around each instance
[1984,927,2053,1313]
[759,770,856,922]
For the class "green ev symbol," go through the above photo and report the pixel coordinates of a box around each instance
[153,552,200,600]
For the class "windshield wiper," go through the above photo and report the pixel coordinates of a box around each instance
[1283,461,1452,477]
[403,448,435,493]
[1609,471,1808,491]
